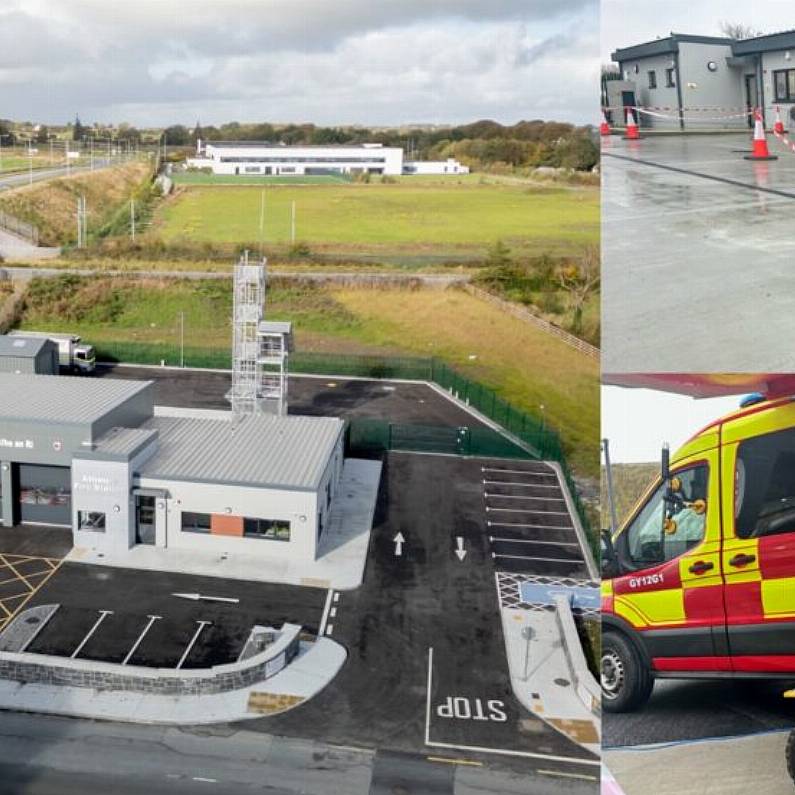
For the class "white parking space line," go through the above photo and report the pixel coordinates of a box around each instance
[486,507,569,515]
[483,480,560,489]
[484,494,565,502]
[424,646,597,766]
[333,592,340,604]
[481,467,555,477]
[71,610,114,659]
[489,536,579,547]
[325,624,334,636]
[319,588,335,636]
[492,552,582,564]
[177,620,212,669]
[487,521,574,530]
[122,614,162,665]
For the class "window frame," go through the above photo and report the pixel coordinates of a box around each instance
[78,511,106,532]
[665,67,676,88]
[648,70,657,89]
[619,461,709,570]
[773,69,795,102]
[243,517,291,542]
[181,511,211,534]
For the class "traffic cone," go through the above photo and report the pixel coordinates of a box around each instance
[774,105,785,134]
[744,109,778,161]
[600,110,611,137]
[622,108,642,140]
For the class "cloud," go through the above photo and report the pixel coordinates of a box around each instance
[1,0,598,126]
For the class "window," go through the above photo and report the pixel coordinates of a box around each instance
[182,512,211,533]
[735,427,795,539]
[624,464,708,567]
[648,70,657,89]
[244,166,261,173]
[243,518,291,541]
[78,511,106,532]
[774,69,795,102]
[665,68,676,88]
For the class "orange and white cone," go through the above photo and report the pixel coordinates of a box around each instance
[623,108,641,140]
[774,105,785,134]
[744,109,778,161]
[600,110,611,136]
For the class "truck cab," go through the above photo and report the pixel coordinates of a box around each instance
[602,395,795,711]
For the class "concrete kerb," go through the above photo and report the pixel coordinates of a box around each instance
[553,594,600,717]
[0,637,347,725]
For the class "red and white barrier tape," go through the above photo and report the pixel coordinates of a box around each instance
[633,107,753,121]
[604,104,752,113]
[773,129,795,154]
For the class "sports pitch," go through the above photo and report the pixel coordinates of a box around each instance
[152,179,598,256]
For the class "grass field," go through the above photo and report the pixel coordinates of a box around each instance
[17,277,598,476]
[152,180,598,258]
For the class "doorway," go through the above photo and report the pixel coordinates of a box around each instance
[745,74,758,128]
[135,495,156,545]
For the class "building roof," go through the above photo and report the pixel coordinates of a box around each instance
[204,141,392,150]
[0,374,152,426]
[0,336,53,359]
[78,426,159,462]
[733,29,795,55]
[612,33,733,62]
[138,413,344,490]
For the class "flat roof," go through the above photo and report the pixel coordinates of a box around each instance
[733,29,795,55]
[138,413,344,491]
[0,374,152,426]
[612,33,733,62]
[78,426,159,462]
[0,336,52,359]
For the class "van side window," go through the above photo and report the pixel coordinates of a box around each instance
[625,465,708,567]
[735,427,795,539]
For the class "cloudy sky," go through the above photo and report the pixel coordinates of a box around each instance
[0,0,598,128]
[603,0,793,63]
[602,387,740,464]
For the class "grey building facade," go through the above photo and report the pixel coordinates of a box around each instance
[0,336,59,375]
[0,375,346,564]
[610,30,795,130]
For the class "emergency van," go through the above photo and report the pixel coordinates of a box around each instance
[601,394,795,712]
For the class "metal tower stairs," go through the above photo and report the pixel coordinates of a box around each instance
[227,252,292,416]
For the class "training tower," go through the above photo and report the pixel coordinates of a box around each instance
[228,252,292,416]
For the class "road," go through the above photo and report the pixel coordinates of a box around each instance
[0,712,580,795]
[0,159,115,193]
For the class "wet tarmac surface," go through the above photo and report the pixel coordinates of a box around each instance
[602,133,795,372]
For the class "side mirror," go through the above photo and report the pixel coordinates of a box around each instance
[601,529,620,579]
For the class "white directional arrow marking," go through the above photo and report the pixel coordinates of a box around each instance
[172,592,240,604]
[455,536,467,561]
[393,532,405,556]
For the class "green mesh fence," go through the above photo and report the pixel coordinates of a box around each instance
[95,343,590,535]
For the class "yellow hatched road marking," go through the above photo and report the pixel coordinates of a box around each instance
[0,553,65,631]
[426,756,483,767]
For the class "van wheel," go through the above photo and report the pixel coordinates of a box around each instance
[602,631,653,713]
[786,730,795,784]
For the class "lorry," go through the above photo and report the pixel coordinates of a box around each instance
[7,330,96,374]
[601,389,795,713]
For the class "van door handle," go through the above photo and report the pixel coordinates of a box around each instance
[729,553,756,567]
[689,560,714,575]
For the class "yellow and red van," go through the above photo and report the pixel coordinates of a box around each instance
[602,394,795,711]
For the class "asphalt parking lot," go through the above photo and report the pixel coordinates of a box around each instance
[96,365,485,427]
[603,678,795,748]
[252,452,599,785]
[602,132,795,372]
[24,564,327,668]
[481,461,589,578]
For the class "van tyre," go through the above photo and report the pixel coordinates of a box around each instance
[787,730,795,784]
[601,631,653,713]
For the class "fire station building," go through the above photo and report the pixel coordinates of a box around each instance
[0,374,345,563]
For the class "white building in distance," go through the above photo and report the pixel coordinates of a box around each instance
[187,141,469,177]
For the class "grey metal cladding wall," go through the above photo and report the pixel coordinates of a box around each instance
[90,382,155,441]
[0,421,87,466]
[0,357,37,374]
